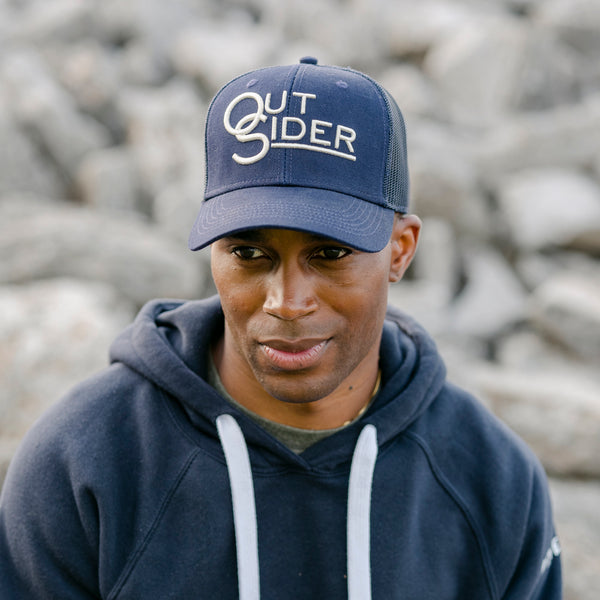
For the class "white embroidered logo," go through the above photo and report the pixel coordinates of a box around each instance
[540,536,561,574]
[223,91,357,165]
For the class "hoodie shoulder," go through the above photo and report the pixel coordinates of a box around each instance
[0,361,206,595]
[407,381,558,597]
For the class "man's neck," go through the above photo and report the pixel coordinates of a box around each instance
[212,336,381,430]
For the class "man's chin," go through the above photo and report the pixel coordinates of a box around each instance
[257,372,340,405]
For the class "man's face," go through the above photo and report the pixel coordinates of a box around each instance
[210,226,410,405]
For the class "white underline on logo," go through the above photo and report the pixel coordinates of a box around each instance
[270,143,356,161]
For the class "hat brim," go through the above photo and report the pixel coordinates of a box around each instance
[188,186,395,253]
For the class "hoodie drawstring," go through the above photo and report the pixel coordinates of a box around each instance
[216,415,260,600]
[347,424,378,599]
[216,414,378,600]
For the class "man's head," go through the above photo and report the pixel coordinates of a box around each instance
[188,56,410,253]
[190,58,420,425]
[209,215,420,416]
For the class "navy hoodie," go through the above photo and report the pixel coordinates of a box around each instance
[0,296,561,599]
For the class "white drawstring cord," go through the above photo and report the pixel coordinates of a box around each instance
[217,415,378,600]
[216,414,260,600]
[347,424,378,600]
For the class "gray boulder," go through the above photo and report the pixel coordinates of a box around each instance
[171,22,278,93]
[411,218,461,297]
[117,80,206,199]
[7,0,95,45]
[1,48,111,181]
[407,123,492,239]
[0,97,66,199]
[535,0,600,56]
[496,329,599,381]
[496,168,600,252]
[479,94,600,176]
[153,174,206,244]
[516,250,600,292]
[389,279,454,340]
[76,147,141,214]
[379,64,440,118]
[380,0,476,60]
[448,245,527,340]
[471,363,600,477]
[48,40,123,131]
[0,197,210,306]
[529,273,600,361]
[550,478,600,600]
[0,278,135,485]
[425,15,583,124]
[424,16,529,125]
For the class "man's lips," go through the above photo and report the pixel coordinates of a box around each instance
[259,338,329,371]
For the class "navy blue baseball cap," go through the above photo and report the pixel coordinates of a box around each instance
[188,57,409,252]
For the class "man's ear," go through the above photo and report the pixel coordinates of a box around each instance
[388,214,422,283]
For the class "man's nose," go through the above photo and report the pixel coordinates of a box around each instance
[262,263,318,320]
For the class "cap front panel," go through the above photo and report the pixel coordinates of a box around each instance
[205,65,297,197]
[283,65,388,205]
[205,64,389,207]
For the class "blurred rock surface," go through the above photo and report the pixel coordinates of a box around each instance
[0,278,135,483]
[497,168,600,252]
[0,196,210,305]
[529,273,600,361]
[1,49,111,183]
[550,478,600,600]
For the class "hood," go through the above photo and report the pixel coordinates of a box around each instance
[109,295,447,462]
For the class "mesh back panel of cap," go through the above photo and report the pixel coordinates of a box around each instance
[379,86,409,213]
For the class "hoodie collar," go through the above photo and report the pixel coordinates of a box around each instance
[109,296,447,468]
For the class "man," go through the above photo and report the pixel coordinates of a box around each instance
[0,57,561,598]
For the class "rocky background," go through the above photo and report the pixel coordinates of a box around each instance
[0,0,599,596]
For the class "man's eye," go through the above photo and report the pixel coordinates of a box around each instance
[232,246,265,260]
[314,247,352,260]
